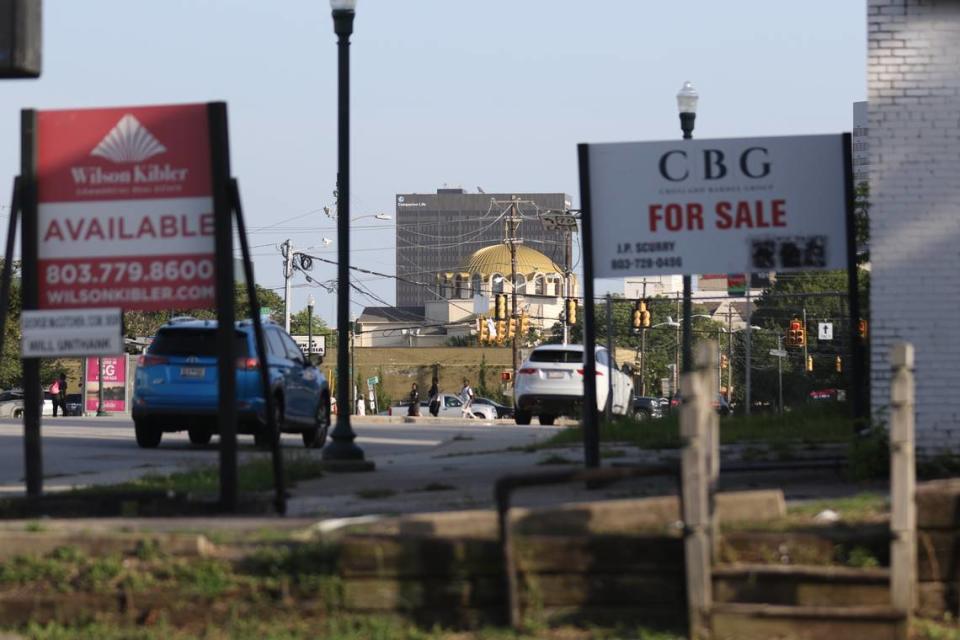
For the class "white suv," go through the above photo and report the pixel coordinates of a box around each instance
[513,344,634,425]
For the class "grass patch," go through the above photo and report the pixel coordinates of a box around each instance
[537,454,576,466]
[542,404,856,451]
[71,453,325,496]
[11,618,686,640]
[913,618,960,640]
[787,492,888,523]
[355,488,396,500]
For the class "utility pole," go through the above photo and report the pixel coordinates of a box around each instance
[640,280,648,397]
[506,199,523,376]
[802,306,809,375]
[605,293,613,422]
[726,305,733,403]
[282,239,294,333]
[563,229,572,346]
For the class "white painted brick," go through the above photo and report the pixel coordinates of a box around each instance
[869,0,960,451]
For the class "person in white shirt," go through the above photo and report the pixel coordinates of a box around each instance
[459,378,475,419]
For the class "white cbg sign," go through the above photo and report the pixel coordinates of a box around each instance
[585,134,848,278]
[21,308,123,357]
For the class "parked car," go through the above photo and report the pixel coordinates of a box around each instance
[133,318,330,449]
[0,390,54,418]
[631,396,663,421]
[670,393,732,416]
[473,397,514,419]
[0,390,24,418]
[391,392,497,420]
[514,344,634,426]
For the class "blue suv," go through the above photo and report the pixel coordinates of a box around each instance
[132,318,331,449]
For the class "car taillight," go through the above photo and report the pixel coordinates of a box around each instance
[237,358,259,370]
[517,368,538,375]
[137,354,168,367]
[577,369,603,376]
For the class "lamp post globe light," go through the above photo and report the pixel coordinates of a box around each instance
[675,81,698,375]
[324,0,365,462]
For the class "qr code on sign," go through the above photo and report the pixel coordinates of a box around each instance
[750,236,827,270]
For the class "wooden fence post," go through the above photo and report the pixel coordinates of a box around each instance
[681,364,712,639]
[889,342,916,623]
[696,342,721,553]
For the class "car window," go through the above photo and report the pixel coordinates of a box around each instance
[445,396,462,407]
[529,349,582,363]
[265,330,287,358]
[278,332,305,362]
[150,328,249,357]
[596,349,610,367]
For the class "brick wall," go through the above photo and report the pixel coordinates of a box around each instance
[869,0,960,452]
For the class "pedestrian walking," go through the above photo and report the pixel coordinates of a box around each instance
[407,382,421,417]
[428,377,441,417]
[459,378,475,419]
[49,373,67,417]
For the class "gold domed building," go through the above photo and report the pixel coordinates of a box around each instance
[427,243,577,331]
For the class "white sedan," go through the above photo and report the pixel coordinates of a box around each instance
[513,344,634,425]
[429,392,498,420]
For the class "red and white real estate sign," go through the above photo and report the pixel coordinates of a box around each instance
[37,104,215,311]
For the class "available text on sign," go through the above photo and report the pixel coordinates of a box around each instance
[585,135,848,278]
[36,104,215,311]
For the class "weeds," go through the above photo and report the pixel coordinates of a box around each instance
[542,404,856,451]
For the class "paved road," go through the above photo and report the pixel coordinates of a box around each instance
[0,415,561,497]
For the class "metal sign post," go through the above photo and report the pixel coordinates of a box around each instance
[577,144,600,468]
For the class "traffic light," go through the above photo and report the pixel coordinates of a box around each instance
[787,319,805,347]
[496,320,506,343]
[506,317,516,339]
[565,298,577,326]
[632,299,651,331]
[495,294,508,321]
[720,353,728,369]
[519,314,529,336]
[806,355,813,372]
[477,317,488,343]
[835,355,843,373]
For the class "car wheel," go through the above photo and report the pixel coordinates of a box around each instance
[539,414,556,426]
[303,393,331,449]
[135,420,162,449]
[515,410,532,425]
[632,409,650,422]
[188,427,212,445]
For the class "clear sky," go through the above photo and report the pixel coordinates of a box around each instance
[0,0,866,326]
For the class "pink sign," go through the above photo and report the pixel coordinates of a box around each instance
[36,104,215,311]
[85,356,127,413]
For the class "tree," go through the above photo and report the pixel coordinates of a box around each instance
[733,266,870,410]
[123,284,286,339]
[542,295,723,398]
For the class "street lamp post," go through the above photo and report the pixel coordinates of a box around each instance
[676,81,698,374]
[96,356,107,416]
[324,0,365,461]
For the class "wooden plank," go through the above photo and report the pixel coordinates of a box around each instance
[711,603,904,640]
[681,369,712,638]
[889,342,917,622]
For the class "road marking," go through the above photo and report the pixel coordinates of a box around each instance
[356,436,441,447]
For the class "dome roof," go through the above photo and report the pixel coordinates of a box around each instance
[460,243,564,276]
